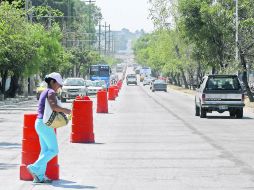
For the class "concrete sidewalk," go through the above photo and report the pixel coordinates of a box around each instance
[0,96,35,107]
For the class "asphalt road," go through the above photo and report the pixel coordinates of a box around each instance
[1,68,254,189]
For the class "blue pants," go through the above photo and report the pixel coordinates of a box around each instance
[30,119,58,180]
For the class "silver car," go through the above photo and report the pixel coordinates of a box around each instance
[87,80,106,95]
[60,78,88,102]
[195,75,245,118]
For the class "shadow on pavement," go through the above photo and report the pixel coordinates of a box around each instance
[0,163,18,170]
[53,179,96,189]
[206,116,253,119]
[0,142,21,149]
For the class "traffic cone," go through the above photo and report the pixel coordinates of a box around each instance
[71,96,95,143]
[20,114,59,180]
[108,86,115,100]
[97,90,108,113]
[114,88,119,97]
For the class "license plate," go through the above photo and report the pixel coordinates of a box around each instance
[219,105,228,110]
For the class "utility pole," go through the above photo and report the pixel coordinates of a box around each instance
[25,0,33,97]
[84,0,96,50]
[235,0,239,61]
[104,22,107,54]
[111,34,114,54]
[108,24,111,54]
[103,22,110,55]
[98,20,101,54]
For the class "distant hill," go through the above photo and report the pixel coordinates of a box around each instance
[112,28,145,53]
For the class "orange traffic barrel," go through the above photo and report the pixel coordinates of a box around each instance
[117,81,122,90]
[108,86,115,100]
[20,114,59,180]
[112,85,119,97]
[97,90,108,113]
[71,96,95,143]
[114,88,119,97]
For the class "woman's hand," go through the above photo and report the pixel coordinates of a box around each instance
[65,108,71,115]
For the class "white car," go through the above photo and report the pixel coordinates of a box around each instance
[143,76,155,86]
[87,80,106,95]
[60,78,88,102]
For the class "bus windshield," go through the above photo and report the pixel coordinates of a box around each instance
[90,65,110,77]
[90,66,99,76]
[100,66,110,77]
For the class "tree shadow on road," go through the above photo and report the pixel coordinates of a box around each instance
[52,179,96,189]
[206,116,253,119]
[0,142,21,149]
[0,163,18,170]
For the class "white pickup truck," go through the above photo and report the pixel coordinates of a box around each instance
[195,75,245,118]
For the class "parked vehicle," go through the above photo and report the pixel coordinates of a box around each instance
[150,80,167,92]
[195,75,245,118]
[87,80,106,95]
[60,78,87,102]
[126,74,137,85]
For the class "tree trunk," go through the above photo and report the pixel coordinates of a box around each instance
[172,74,177,85]
[176,73,181,86]
[197,61,201,83]
[239,48,253,102]
[0,70,8,95]
[6,74,19,98]
[212,67,216,74]
[180,68,188,89]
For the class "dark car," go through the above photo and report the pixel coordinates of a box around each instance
[151,80,167,92]
[126,74,137,85]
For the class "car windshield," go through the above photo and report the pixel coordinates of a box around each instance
[63,79,84,86]
[127,75,136,78]
[85,80,93,87]
[154,80,166,84]
[206,77,241,90]
[91,81,105,87]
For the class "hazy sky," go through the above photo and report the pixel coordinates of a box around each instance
[95,0,154,32]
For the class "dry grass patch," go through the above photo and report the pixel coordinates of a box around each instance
[168,85,196,96]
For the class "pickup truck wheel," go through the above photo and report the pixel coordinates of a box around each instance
[195,104,200,116]
[236,108,243,119]
[229,111,236,117]
[200,107,206,118]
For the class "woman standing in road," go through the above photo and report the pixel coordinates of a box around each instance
[27,72,71,183]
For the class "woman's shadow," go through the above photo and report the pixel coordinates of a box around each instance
[52,179,97,189]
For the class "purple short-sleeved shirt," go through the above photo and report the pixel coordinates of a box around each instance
[37,88,55,119]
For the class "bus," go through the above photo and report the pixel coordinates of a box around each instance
[89,64,111,88]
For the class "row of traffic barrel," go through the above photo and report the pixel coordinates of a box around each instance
[20,80,123,181]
